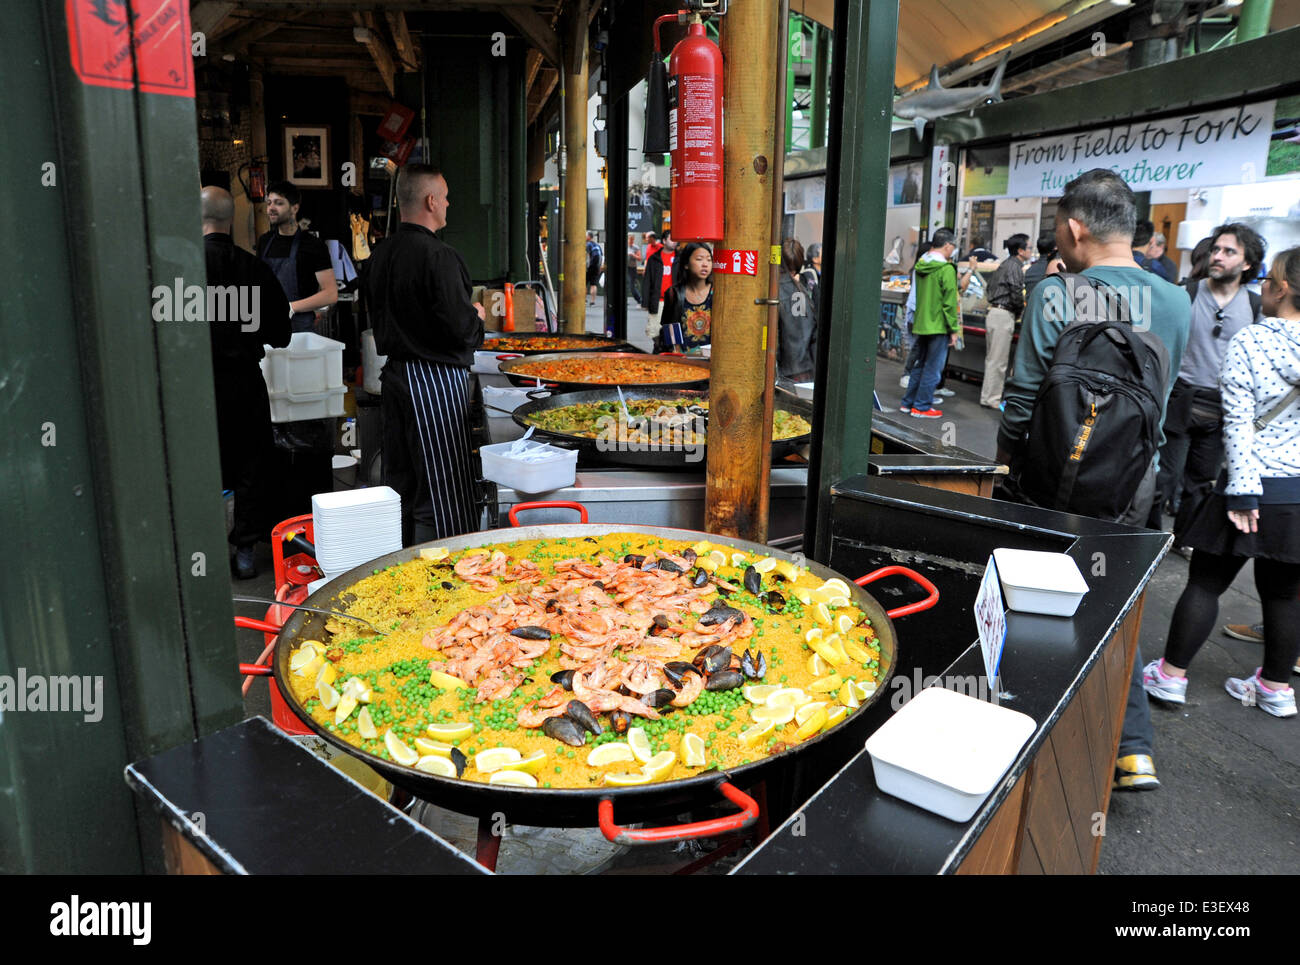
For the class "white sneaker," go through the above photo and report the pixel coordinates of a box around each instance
[1224,669,1297,718]
[934,388,955,397]
[1142,659,1187,706]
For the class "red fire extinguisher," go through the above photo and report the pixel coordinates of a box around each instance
[650,15,723,243]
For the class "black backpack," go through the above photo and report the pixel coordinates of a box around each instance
[1015,274,1171,521]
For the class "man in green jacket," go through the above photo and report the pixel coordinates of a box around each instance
[900,227,962,417]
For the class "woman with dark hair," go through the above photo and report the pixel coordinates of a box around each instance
[777,238,817,382]
[1144,246,1300,717]
[657,242,714,352]
[1182,236,1214,284]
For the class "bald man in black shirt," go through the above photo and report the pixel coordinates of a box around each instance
[365,164,485,544]
[201,185,291,577]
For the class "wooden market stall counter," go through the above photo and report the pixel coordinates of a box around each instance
[733,477,1168,874]
[124,477,1164,874]
[867,412,1008,498]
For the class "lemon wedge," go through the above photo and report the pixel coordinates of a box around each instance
[429,669,471,691]
[316,681,340,710]
[681,733,707,767]
[414,737,453,758]
[692,540,712,555]
[825,634,850,664]
[795,706,828,741]
[587,742,636,767]
[804,627,824,644]
[808,673,843,694]
[738,719,775,748]
[426,721,472,742]
[842,682,860,709]
[419,546,450,561]
[707,549,728,566]
[642,750,676,781]
[316,662,338,688]
[384,730,419,766]
[334,693,358,725]
[794,701,828,726]
[823,705,848,730]
[751,703,796,725]
[415,755,457,777]
[766,687,811,709]
[825,595,852,608]
[603,770,652,786]
[834,613,858,635]
[823,578,851,596]
[292,653,324,679]
[357,706,379,739]
[753,557,778,574]
[299,639,326,655]
[792,586,813,605]
[489,770,539,788]
[731,552,750,568]
[806,653,832,677]
[743,683,780,704]
[813,602,834,625]
[697,555,720,573]
[808,637,846,668]
[844,639,873,664]
[774,559,801,582]
[475,747,523,773]
[499,751,547,775]
[851,680,879,700]
[809,584,839,604]
[627,727,653,764]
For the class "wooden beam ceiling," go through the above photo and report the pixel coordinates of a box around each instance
[495,4,562,68]
[191,1,237,36]
[352,10,396,96]
[384,10,420,70]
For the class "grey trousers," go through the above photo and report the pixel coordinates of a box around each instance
[980,307,1015,406]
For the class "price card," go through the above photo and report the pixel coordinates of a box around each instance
[974,555,1008,692]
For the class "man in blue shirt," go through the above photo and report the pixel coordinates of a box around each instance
[997,169,1191,794]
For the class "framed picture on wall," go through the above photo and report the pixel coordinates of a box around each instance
[284,125,330,188]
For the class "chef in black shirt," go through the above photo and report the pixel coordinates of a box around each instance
[201,186,292,578]
[365,163,485,544]
[257,180,338,331]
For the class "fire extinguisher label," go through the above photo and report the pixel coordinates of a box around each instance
[679,73,721,187]
[712,249,759,275]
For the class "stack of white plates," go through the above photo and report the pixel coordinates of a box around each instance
[311,487,403,579]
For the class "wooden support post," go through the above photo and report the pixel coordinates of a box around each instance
[561,0,590,333]
[249,66,269,243]
[705,3,782,540]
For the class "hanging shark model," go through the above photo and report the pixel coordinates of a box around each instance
[893,56,1009,139]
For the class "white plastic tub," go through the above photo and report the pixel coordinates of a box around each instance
[480,440,576,494]
[262,331,346,422]
[865,686,1036,822]
[992,548,1090,617]
[266,385,346,422]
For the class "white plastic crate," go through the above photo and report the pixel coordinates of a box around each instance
[262,331,344,395]
[480,440,576,494]
[267,385,346,422]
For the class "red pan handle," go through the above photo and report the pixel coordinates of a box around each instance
[659,351,686,357]
[597,781,758,845]
[235,616,283,635]
[239,663,273,677]
[495,353,524,360]
[855,565,940,619]
[507,500,589,526]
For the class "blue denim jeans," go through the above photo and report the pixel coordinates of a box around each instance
[900,333,949,411]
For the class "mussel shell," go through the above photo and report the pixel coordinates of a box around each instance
[695,644,733,675]
[691,567,710,588]
[652,613,670,629]
[565,699,603,736]
[763,590,786,611]
[654,558,683,574]
[642,688,676,709]
[610,710,632,734]
[510,625,551,640]
[743,565,762,595]
[449,747,468,777]
[740,649,767,680]
[545,598,559,613]
[550,669,576,690]
[583,536,598,543]
[542,715,588,746]
[441,581,455,590]
[624,553,646,566]
[699,601,744,626]
[663,661,702,687]
[682,548,697,564]
[706,670,745,691]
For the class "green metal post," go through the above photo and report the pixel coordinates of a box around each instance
[803,0,899,561]
[1236,0,1274,41]
[785,17,799,154]
[1,0,242,873]
[810,24,829,150]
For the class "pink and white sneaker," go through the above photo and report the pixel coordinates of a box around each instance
[1224,669,1297,718]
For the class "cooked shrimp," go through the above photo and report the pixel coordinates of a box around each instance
[454,551,490,578]
[671,672,705,707]
[517,702,571,728]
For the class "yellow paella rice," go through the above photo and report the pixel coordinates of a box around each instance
[286,534,884,789]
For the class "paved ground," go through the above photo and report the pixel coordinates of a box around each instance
[234,296,1298,873]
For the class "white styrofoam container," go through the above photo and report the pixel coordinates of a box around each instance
[262,331,344,396]
[267,385,346,422]
[480,441,576,494]
[361,329,387,394]
[992,548,1090,617]
[866,686,1036,822]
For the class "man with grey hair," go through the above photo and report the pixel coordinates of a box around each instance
[365,164,486,544]
[1144,232,1176,281]
[201,185,291,578]
[997,168,1191,793]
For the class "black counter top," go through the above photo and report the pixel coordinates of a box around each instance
[733,476,1168,874]
[868,413,1007,476]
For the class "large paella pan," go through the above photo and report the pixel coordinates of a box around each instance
[498,352,709,391]
[259,512,936,837]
